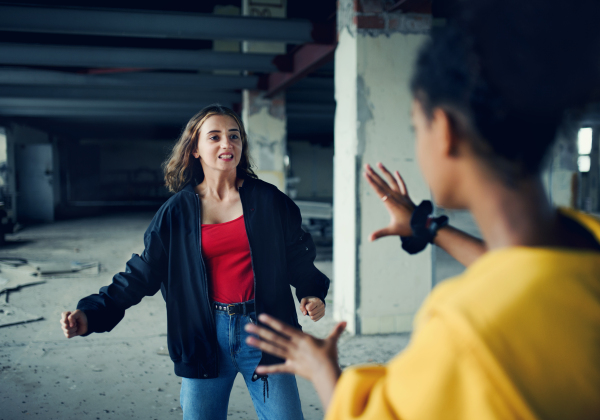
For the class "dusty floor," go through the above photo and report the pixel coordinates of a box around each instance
[0,212,421,420]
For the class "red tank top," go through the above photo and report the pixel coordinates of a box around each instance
[201,215,255,303]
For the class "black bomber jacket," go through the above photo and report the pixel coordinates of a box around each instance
[77,178,330,379]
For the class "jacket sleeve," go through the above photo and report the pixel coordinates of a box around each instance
[280,193,330,303]
[76,209,169,335]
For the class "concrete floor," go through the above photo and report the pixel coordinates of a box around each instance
[0,212,416,420]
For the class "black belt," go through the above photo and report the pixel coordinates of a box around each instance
[213,301,255,316]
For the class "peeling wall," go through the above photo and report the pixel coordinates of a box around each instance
[357,32,430,334]
[334,26,431,334]
[242,90,287,191]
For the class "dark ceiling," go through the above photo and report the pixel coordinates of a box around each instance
[0,0,337,144]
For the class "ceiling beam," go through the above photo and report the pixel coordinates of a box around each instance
[0,5,318,44]
[0,98,333,119]
[0,43,278,72]
[0,85,241,103]
[265,44,336,98]
[0,68,260,90]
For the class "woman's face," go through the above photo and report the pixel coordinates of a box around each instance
[193,115,243,174]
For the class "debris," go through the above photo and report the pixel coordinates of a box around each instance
[0,264,45,299]
[34,261,100,276]
[0,257,28,267]
[157,346,170,356]
[0,303,44,328]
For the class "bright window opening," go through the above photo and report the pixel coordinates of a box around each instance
[578,155,591,173]
[578,127,593,155]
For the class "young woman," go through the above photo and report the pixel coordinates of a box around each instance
[60,104,329,420]
[245,0,600,418]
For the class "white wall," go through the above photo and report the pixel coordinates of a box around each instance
[334,28,431,334]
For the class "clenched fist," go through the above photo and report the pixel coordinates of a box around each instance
[60,310,88,338]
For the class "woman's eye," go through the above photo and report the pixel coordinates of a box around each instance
[209,136,219,141]
[230,135,239,140]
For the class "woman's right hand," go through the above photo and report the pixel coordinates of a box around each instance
[364,162,416,240]
[60,310,88,338]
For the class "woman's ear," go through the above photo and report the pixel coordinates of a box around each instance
[432,108,461,158]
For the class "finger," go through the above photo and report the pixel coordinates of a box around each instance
[377,163,400,192]
[258,314,303,339]
[307,303,324,315]
[364,172,392,200]
[394,171,409,196]
[255,364,295,375]
[245,323,292,347]
[305,301,317,312]
[68,313,78,329]
[369,226,397,242]
[364,165,391,192]
[299,298,308,316]
[60,311,70,325]
[310,311,325,322]
[327,322,347,342]
[308,306,325,319]
[246,336,288,359]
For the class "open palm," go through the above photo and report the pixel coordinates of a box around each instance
[364,162,416,240]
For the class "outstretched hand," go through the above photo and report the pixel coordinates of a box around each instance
[245,314,346,409]
[364,162,416,240]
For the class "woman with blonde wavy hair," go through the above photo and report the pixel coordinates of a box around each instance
[60,104,330,420]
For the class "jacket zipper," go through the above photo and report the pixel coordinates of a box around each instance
[240,186,267,386]
[239,186,259,322]
[197,193,218,376]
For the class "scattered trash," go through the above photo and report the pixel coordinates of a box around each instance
[157,346,170,356]
[0,257,28,267]
[34,261,100,276]
[0,264,45,301]
[0,303,43,328]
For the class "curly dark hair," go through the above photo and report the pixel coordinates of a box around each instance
[163,104,257,193]
[411,0,600,183]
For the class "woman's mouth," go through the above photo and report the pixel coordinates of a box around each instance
[219,154,233,160]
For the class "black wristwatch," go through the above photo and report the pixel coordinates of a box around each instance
[400,200,449,255]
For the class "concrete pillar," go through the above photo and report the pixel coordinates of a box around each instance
[241,0,287,191]
[333,1,432,334]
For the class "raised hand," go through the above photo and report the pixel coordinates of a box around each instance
[364,162,416,240]
[245,314,346,409]
[60,309,88,338]
[299,296,325,321]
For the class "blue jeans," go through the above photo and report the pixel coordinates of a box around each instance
[180,301,304,420]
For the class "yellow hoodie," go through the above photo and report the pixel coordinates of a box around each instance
[326,210,600,420]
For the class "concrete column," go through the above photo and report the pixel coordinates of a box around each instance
[334,1,432,334]
[241,0,287,191]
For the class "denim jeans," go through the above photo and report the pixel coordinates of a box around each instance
[180,301,304,420]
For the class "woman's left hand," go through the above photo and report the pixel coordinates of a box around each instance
[245,314,346,409]
[299,296,325,321]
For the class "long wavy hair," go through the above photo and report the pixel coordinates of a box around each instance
[163,104,257,193]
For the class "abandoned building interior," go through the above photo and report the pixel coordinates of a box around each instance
[0,0,599,419]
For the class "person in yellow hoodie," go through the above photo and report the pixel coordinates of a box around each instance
[244,0,600,418]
